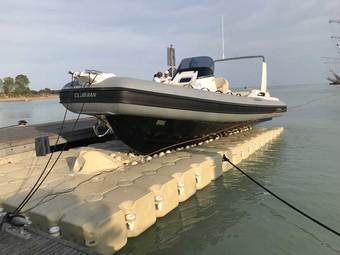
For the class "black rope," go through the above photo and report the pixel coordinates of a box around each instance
[14,73,98,215]
[21,168,122,213]
[290,93,338,111]
[145,122,254,157]
[20,123,254,214]
[222,155,340,237]
[13,108,69,214]
[15,109,84,214]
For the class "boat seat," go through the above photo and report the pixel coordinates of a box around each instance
[214,77,229,93]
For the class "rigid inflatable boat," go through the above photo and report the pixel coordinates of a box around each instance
[59,56,287,153]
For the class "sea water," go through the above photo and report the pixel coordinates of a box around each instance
[0,98,81,127]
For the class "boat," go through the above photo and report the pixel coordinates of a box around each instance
[59,55,287,153]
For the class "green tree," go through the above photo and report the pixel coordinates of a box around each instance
[0,78,3,93]
[3,77,15,95]
[14,74,30,95]
[39,88,52,94]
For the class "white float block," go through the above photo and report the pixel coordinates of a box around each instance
[61,201,127,255]
[104,185,157,238]
[134,172,179,218]
[157,159,197,202]
[73,150,123,174]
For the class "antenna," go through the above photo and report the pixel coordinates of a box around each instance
[221,16,225,59]
[167,44,176,77]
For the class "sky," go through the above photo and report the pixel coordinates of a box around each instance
[0,0,339,90]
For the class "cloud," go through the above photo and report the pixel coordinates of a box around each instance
[0,0,339,89]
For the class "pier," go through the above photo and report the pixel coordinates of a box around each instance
[0,125,284,254]
[0,117,115,161]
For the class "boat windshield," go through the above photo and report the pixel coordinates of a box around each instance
[176,56,214,77]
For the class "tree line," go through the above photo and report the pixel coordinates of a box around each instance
[0,74,58,97]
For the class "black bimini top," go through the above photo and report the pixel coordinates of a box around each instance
[176,56,214,77]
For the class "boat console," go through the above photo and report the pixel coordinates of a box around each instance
[169,55,274,100]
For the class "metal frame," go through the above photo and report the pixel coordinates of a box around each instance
[214,55,267,92]
[214,55,265,63]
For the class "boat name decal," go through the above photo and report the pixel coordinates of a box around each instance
[74,92,97,98]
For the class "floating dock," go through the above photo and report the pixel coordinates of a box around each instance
[0,125,284,254]
[0,227,95,255]
[0,117,114,160]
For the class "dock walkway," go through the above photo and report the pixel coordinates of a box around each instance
[0,227,95,255]
[0,117,114,158]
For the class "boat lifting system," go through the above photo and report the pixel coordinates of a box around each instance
[93,115,114,138]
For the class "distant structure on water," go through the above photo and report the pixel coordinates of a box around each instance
[327,70,340,85]
[327,19,340,85]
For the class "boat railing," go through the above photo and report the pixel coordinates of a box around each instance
[214,55,267,92]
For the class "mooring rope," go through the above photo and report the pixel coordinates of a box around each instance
[222,155,340,237]
[289,93,338,111]
[19,122,252,215]
[14,108,84,214]
[12,74,99,216]
[13,109,69,214]
[19,123,253,214]
[144,122,252,157]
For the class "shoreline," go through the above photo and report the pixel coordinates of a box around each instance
[0,94,58,102]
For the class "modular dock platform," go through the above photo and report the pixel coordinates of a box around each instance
[0,227,95,255]
[0,117,115,160]
[0,123,284,254]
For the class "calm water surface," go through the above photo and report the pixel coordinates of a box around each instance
[1,84,340,254]
[0,98,80,127]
